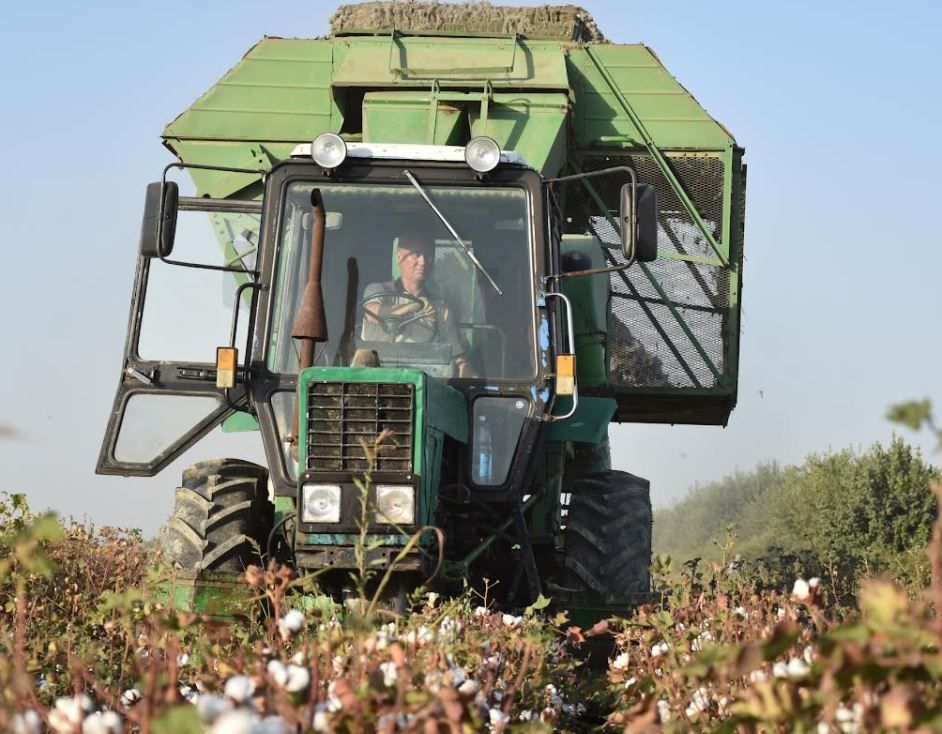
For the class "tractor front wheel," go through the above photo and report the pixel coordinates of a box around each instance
[164,459,273,573]
[563,470,652,595]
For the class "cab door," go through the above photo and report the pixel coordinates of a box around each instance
[96,183,263,476]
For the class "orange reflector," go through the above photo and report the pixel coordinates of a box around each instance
[556,354,576,396]
[216,346,238,389]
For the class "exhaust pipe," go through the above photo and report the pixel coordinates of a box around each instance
[291,188,328,370]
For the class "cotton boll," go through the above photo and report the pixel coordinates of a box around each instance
[82,711,123,734]
[223,675,255,704]
[196,694,233,724]
[207,710,258,734]
[12,711,41,734]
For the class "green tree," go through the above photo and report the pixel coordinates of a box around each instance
[655,438,939,592]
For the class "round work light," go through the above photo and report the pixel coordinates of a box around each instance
[464,136,501,173]
[311,133,347,170]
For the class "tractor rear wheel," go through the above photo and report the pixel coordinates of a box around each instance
[164,459,273,573]
[563,470,652,595]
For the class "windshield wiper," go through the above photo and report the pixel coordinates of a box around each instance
[402,169,503,295]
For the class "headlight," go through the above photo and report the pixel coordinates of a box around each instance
[464,136,501,173]
[311,133,347,170]
[374,485,415,525]
[301,484,342,523]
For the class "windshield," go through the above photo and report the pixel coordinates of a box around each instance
[268,181,536,380]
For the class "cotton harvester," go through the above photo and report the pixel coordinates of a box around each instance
[97,3,746,618]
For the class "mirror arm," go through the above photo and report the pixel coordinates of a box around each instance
[545,259,633,282]
[545,166,637,186]
[546,165,640,268]
[155,161,266,275]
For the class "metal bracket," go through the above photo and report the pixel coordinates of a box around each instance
[389,31,518,77]
[542,291,579,422]
[511,503,542,603]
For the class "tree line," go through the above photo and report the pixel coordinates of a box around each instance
[654,436,940,596]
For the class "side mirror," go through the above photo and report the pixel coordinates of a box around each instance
[139,181,179,258]
[619,182,658,263]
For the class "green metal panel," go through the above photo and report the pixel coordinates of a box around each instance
[567,45,733,150]
[221,412,260,432]
[545,397,616,443]
[331,36,570,89]
[469,92,569,177]
[163,38,340,196]
[165,38,339,141]
[559,234,609,385]
[363,91,467,145]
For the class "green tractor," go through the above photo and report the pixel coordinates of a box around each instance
[96,4,745,618]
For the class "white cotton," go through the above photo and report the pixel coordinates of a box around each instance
[120,689,142,707]
[685,687,711,717]
[312,704,330,733]
[207,710,258,734]
[380,661,398,687]
[792,578,811,601]
[286,665,310,693]
[650,641,669,657]
[278,609,306,639]
[656,699,671,723]
[267,660,288,687]
[256,716,291,734]
[12,711,42,734]
[488,707,510,731]
[50,696,93,733]
[692,631,713,652]
[82,711,123,734]
[196,694,233,724]
[785,657,810,679]
[612,652,630,670]
[224,675,255,703]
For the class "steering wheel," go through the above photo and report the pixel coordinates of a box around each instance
[359,289,439,343]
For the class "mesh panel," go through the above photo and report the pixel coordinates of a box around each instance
[564,153,728,390]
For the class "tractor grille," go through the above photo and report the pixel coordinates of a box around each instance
[306,382,414,473]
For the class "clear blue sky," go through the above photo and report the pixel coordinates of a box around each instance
[1,1,940,533]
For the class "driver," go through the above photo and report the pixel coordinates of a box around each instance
[360,232,475,377]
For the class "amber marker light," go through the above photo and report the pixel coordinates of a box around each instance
[216,346,238,389]
[556,354,576,396]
